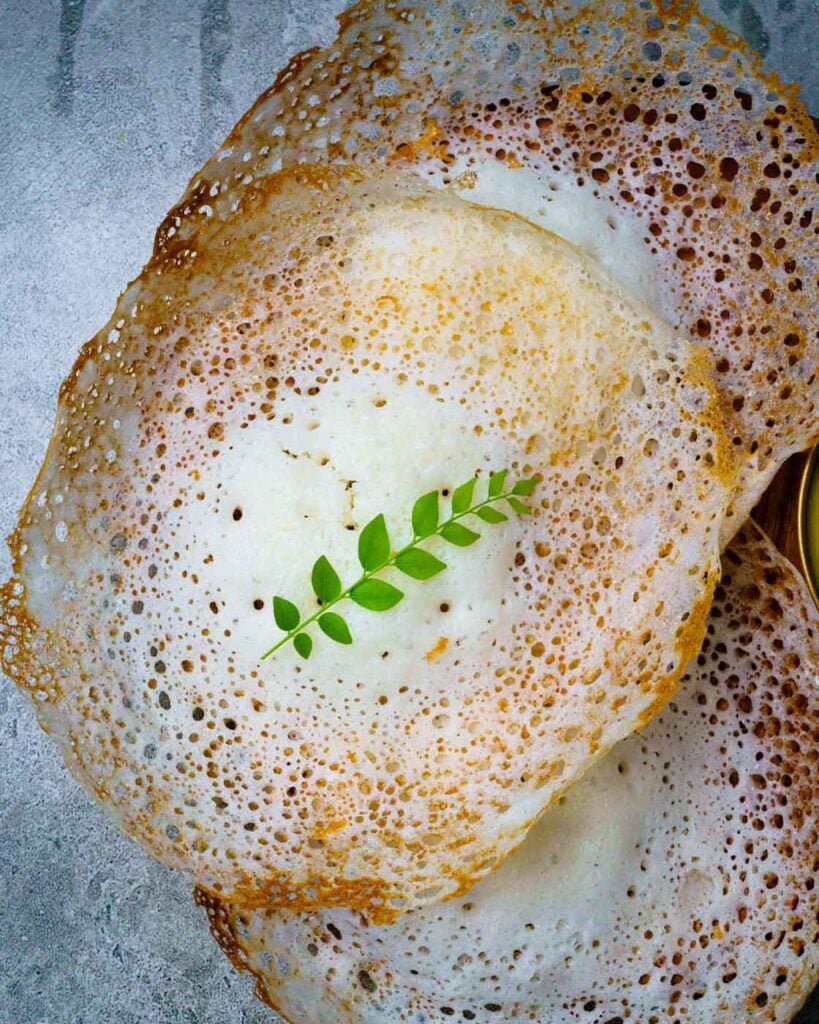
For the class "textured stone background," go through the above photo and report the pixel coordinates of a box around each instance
[0,2,816,1022]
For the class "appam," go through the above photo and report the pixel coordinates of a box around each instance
[161,0,818,535]
[1,0,816,918]
[0,164,731,916]
[198,523,819,1024]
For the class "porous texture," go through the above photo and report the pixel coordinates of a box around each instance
[0,1,817,1022]
[0,164,731,917]
[200,523,819,1024]
[159,0,818,537]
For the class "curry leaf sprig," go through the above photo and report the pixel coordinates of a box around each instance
[261,469,538,661]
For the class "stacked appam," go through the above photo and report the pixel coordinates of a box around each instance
[198,522,818,1022]
[1,1,816,1021]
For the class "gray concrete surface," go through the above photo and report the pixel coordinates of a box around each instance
[0,2,816,1023]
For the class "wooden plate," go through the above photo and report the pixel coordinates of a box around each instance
[753,450,813,593]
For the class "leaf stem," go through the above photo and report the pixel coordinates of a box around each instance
[260,481,530,660]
